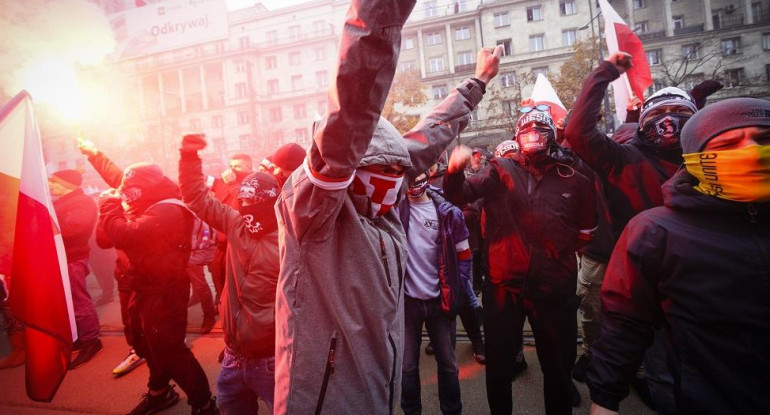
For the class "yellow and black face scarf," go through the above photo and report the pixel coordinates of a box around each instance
[683,145,770,202]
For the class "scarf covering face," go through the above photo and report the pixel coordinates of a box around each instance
[641,113,691,147]
[351,169,404,218]
[237,172,279,237]
[684,145,770,202]
[407,174,429,199]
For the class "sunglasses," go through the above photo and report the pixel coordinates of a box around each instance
[519,104,551,113]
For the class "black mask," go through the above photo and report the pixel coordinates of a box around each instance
[238,201,278,238]
[641,113,690,148]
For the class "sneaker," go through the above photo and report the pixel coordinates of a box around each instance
[113,350,146,377]
[69,339,103,370]
[200,316,216,335]
[127,385,179,415]
[424,342,434,355]
[192,397,219,415]
[572,354,590,383]
[473,352,486,365]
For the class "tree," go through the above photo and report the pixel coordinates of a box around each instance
[482,69,535,137]
[382,69,428,133]
[553,36,601,108]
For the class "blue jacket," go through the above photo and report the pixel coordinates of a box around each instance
[398,186,473,316]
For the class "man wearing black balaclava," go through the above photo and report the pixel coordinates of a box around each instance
[445,107,597,415]
[564,52,698,413]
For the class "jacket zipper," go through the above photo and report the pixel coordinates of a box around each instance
[428,110,470,128]
[387,334,397,415]
[314,332,337,415]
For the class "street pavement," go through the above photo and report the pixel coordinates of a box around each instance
[0,273,655,414]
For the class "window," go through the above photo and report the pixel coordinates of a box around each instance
[457,51,475,66]
[289,25,301,40]
[289,52,301,66]
[682,73,704,91]
[634,21,648,33]
[237,111,250,125]
[425,0,438,18]
[560,0,576,15]
[316,71,329,87]
[633,0,645,9]
[266,30,278,45]
[295,128,309,143]
[763,33,770,50]
[766,64,770,82]
[400,60,417,72]
[494,12,510,28]
[533,66,548,77]
[426,31,442,46]
[646,49,661,65]
[723,68,744,88]
[673,16,684,30]
[432,84,448,100]
[682,44,699,60]
[293,104,307,119]
[212,115,223,128]
[269,107,282,122]
[500,72,516,87]
[455,26,471,41]
[239,36,250,49]
[562,29,577,47]
[527,6,543,22]
[496,39,512,56]
[502,100,516,116]
[267,79,279,94]
[265,56,277,70]
[721,37,741,55]
[429,56,445,72]
[312,20,325,35]
[403,37,415,50]
[314,47,326,61]
[234,60,246,72]
[291,75,303,91]
[317,100,327,117]
[529,34,545,52]
[189,118,201,130]
[752,2,763,19]
[235,82,247,98]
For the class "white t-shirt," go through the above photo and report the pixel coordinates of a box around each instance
[405,200,440,300]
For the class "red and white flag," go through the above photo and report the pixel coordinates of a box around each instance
[598,0,653,123]
[530,73,568,126]
[0,91,76,402]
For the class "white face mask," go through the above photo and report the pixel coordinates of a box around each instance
[351,169,404,218]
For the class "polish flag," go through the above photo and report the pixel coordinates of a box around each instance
[0,91,75,402]
[530,73,568,126]
[598,0,653,123]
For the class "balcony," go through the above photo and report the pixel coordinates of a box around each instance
[638,30,666,41]
[674,24,703,36]
[715,12,744,29]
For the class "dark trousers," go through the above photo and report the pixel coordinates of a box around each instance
[208,244,227,304]
[129,287,211,408]
[402,295,462,415]
[69,259,100,341]
[456,301,484,354]
[483,282,578,415]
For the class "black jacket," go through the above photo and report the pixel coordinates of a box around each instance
[565,61,682,241]
[587,168,770,414]
[53,188,97,263]
[444,157,596,299]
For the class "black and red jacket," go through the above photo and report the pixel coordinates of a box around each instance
[53,188,97,263]
[565,61,682,241]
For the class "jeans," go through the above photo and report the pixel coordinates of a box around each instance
[402,295,461,415]
[69,259,100,341]
[483,282,578,415]
[217,348,275,415]
[576,255,606,357]
[129,286,212,408]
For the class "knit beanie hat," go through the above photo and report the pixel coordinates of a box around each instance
[237,172,279,204]
[515,110,556,135]
[271,143,306,172]
[680,97,770,153]
[494,140,519,158]
[50,169,82,189]
[120,163,165,192]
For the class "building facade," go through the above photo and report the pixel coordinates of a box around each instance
[43,0,770,179]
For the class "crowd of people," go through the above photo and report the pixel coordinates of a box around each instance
[1,0,769,414]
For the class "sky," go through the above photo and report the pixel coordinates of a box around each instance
[226,0,315,11]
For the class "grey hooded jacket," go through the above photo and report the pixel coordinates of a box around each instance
[273,1,486,413]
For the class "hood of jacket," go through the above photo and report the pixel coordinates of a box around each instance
[357,117,413,169]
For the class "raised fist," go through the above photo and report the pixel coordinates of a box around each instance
[181,133,207,152]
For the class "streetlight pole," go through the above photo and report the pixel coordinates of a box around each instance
[580,0,615,134]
